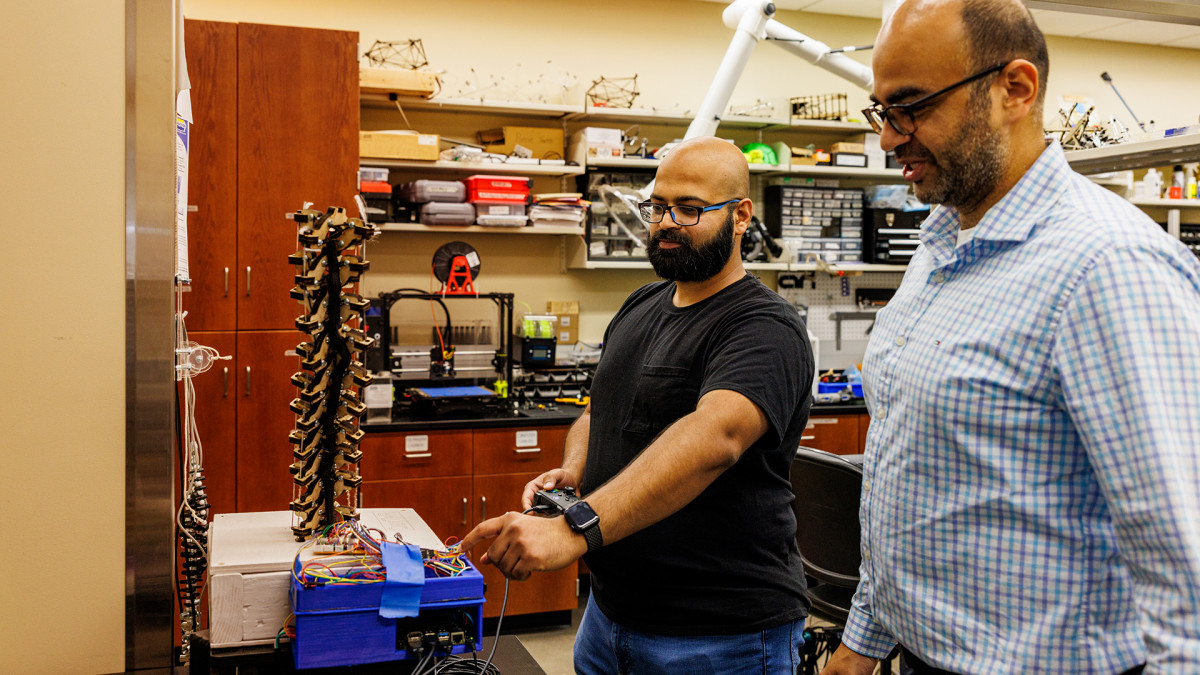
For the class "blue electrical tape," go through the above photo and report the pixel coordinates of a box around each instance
[379,541,425,618]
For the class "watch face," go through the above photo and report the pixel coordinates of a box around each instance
[566,501,599,530]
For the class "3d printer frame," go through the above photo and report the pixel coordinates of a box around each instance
[375,290,515,402]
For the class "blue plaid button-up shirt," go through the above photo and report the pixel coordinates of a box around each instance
[844,141,1200,674]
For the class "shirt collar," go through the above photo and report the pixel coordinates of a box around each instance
[918,140,1069,263]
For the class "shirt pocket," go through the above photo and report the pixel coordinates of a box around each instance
[621,365,701,436]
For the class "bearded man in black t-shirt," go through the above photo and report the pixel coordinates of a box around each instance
[462,136,814,674]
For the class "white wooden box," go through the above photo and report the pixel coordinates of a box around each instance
[207,509,446,649]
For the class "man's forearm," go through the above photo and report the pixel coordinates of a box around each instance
[585,390,764,545]
[561,405,590,481]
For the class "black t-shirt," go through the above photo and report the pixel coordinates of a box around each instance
[581,274,813,636]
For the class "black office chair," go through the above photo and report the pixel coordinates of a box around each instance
[792,447,897,674]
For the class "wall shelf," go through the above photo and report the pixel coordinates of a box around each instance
[359,158,585,177]
[377,222,585,236]
[1129,198,1200,209]
[1064,134,1200,175]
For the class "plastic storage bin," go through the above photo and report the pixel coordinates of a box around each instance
[464,175,530,203]
[420,202,475,226]
[398,180,467,203]
[290,559,485,669]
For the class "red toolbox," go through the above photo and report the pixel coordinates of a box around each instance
[464,175,530,203]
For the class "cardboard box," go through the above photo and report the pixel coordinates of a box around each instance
[546,300,580,345]
[480,126,564,161]
[832,152,868,168]
[359,67,439,98]
[831,141,865,154]
[569,127,623,161]
[360,130,440,161]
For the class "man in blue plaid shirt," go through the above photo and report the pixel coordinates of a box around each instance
[822,1,1200,674]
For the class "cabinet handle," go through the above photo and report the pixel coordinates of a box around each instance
[801,435,816,441]
[514,447,541,454]
[245,366,251,396]
[246,266,251,295]
[222,367,228,398]
[462,497,468,526]
[223,267,229,297]
[404,452,432,459]
[480,496,486,521]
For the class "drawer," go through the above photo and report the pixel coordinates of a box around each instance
[801,415,861,456]
[360,476,472,543]
[473,425,569,475]
[360,430,472,479]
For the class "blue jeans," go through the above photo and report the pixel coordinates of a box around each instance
[573,594,804,674]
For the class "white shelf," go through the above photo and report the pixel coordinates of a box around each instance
[1064,134,1200,175]
[1130,198,1200,209]
[377,222,585,236]
[584,156,897,179]
[359,158,585,176]
[577,104,873,134]
[360,94,577,118]
[792,263,909,273]
[769,165,903,179]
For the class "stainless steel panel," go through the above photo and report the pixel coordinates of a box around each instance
[125,0,178,670]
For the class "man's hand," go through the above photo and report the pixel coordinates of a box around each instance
[819,645,879,675]
[459,512,587,581]
[520,468,580,511]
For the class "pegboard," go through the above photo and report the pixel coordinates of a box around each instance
[774,271,906,370]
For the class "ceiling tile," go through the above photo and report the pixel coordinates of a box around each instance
[1030,10,1132,35]
[799,0,889,19]
[1078,17,1200,43]
[1162,33,1200,48]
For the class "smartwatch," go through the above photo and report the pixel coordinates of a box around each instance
[564,501,603,552]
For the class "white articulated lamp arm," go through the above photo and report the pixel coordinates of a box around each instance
[682,0,889,143]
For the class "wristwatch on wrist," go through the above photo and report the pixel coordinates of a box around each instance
[563,500,603,552]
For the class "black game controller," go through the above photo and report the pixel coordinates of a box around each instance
[533,486,582,515]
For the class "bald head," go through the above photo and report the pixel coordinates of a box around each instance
[880,0,1048,117]
[656,136,750,201]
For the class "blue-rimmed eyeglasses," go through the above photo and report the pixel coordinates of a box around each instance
[637,199,741,226]
[862,62,1008,136]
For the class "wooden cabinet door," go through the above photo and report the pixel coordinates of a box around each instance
[182,20,238,331]
[361,477,473,545]
[801,415,861,456]
[184,331,239,516]
[472,473,578,618]
[236,23,358,330]
[473,426,568,476]
[361,430,473,480]
[235,330,301,512]
[858,413,871,454]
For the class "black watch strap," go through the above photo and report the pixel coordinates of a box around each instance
[582,523,603,552]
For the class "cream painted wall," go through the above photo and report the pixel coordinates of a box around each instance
[0,2,127,673]
[181,0,1200,343]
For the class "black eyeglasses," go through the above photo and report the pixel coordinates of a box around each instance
[637,199,741,226]
[862,62,1008,136]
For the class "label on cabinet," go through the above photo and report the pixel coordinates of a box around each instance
[405,435,429,452]
[515,430,538,447]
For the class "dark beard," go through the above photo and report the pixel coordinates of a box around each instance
[898,88,1006,212]
[647,211,735,282]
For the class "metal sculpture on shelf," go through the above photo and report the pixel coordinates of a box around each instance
[286,206,379,540]
[362,39,429,70]
[587,75,639,108]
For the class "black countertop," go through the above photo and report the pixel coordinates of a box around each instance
[363,405,584,433]
[810,401,868,415]
[363,400,864,434]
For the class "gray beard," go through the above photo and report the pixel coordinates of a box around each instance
[913,93,1007,213]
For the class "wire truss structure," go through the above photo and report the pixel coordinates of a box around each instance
[790,93,849,121]
[362,39,429,70]
[587,75,639,108]
[287,206,379,540]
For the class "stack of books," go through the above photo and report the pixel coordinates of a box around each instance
[530,193,589,228]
